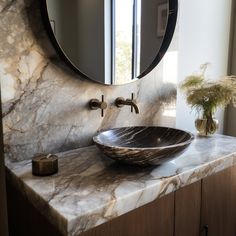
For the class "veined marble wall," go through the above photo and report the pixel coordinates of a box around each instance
[0,0,176,161]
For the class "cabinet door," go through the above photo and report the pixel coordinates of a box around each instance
[82,193,174,236]
[201,166,236,236]
[175,181,201,236]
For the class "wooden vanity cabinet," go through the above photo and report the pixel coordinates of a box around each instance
[7,166,236,236]
[175,181,201,236]
[174,165,236,236]
[82,193,175,236]
[200,166,236,236]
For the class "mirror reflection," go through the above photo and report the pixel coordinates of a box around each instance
[46,0,171,85]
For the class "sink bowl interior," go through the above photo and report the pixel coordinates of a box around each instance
[94,127,193,149]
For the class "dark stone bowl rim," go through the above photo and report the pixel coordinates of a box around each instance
[93,126,194,151]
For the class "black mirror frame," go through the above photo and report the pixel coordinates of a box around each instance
[40,0,178,85]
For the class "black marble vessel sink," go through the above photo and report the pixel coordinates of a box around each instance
[93,126,194,166]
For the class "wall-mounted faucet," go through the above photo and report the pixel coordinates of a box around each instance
[89,95,107,117]
[115,93,139,114]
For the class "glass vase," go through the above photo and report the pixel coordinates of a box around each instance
[195,117,219,136]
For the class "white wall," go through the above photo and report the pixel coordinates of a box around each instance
[176,0,232,133]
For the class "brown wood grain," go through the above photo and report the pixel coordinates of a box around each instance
[82,193,174,236]
[201,166,236,236]
[175,181,201,236]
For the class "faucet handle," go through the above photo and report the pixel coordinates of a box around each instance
[89,99,107,110]
[131,93,135,113]
[89,95,107,117]
[127,93,137,113]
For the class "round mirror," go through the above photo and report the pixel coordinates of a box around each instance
[41,0,178,85]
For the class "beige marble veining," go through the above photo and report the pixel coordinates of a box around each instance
[5,134,236,235]
[0,0,176,162]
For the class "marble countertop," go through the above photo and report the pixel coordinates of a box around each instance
[5,134,236,236]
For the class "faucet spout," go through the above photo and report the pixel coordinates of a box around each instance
[125,99,140,114]
[115,97,140,114]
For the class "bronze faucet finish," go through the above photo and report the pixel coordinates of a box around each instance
[115,94,139,114]
[89,95,107,117]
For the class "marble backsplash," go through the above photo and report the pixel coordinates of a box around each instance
[0,0,176,161]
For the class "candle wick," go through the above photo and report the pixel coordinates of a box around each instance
[46,154,52,159]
